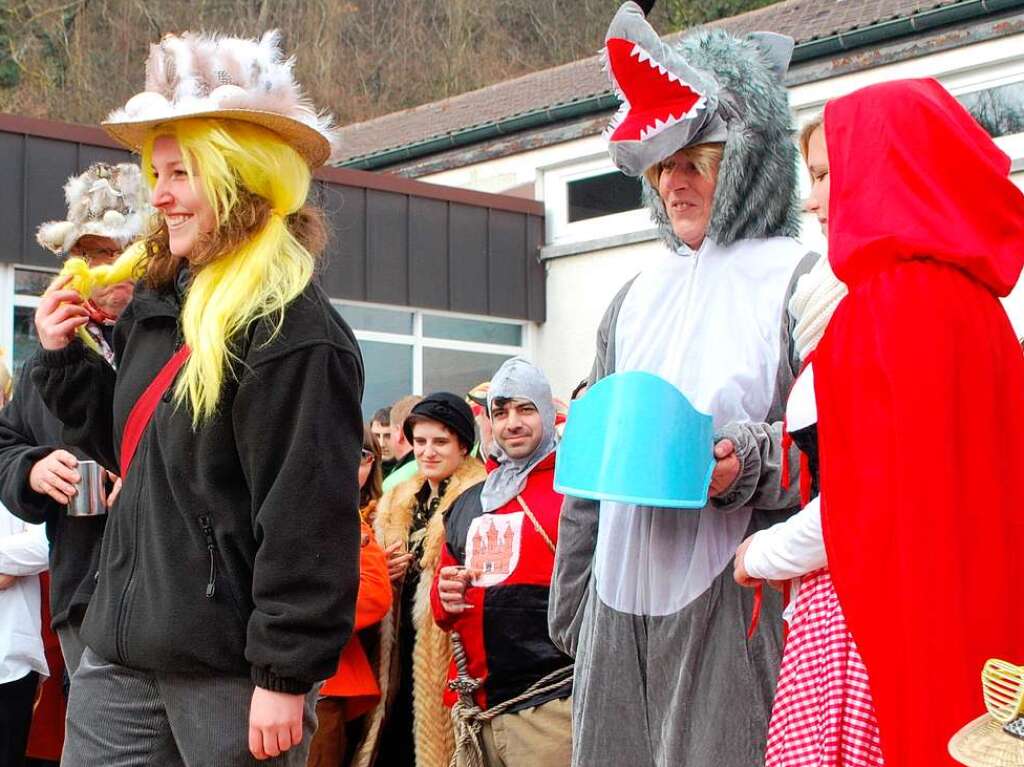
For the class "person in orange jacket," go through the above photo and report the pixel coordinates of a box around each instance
[307,427,392,767]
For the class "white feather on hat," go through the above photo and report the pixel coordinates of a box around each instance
[103,30,340,168]
[36,163,154,255]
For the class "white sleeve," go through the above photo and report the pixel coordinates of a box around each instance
[743,496,826,581]
[0,520,49,576]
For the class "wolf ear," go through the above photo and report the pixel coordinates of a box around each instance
[746,32,794,82]
[635,0,656,15]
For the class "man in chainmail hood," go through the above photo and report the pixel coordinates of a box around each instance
[433,357,573,767]
[547,3,817,765]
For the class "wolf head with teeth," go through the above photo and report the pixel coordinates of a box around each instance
[603,1,801,249]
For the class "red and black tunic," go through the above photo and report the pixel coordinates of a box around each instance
[430,453,572,712]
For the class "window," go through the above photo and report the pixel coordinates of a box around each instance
[959,80,1024,139]
[358,340,414,417]
[342,304,414,335]
[566,172,643,223]
[9,267,55,375]
[422,349,513,395]
[335,301,527,420]
[542,154,651,246]
[0,266,526,420]
[421,315,522,346]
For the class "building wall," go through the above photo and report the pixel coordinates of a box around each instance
[0,116,546,416]
[420,30,1024,397]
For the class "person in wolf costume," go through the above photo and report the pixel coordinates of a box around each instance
[548,3,814,765]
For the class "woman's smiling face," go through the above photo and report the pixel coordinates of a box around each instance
[150,135,218,259]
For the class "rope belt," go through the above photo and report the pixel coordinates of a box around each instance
[449,497,569,767]
[448,631,572,767]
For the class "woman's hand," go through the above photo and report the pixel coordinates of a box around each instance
[106,471,122,508]
[385,540,413,582]
[35,275,88,351]
[29,450,80,504]
[248,687,305,760]
[733,535,760,588]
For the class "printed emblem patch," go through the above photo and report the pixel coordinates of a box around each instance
[466,512,524,587]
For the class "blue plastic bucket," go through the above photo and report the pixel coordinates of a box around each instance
[554,371,714,509]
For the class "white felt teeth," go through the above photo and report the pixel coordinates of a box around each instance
[603,100,631,139]
[637,110,692,141]
[604,41,707,143]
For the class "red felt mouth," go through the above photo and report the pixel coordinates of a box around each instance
[606,37,703,142]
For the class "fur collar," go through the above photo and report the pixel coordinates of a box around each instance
[354,458,486,767]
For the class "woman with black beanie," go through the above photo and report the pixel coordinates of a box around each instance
[352,393,485,767]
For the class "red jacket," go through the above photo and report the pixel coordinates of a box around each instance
[430,453,571,712]
[320,520,392,719]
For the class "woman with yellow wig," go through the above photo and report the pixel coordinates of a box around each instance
[33,31,364,765]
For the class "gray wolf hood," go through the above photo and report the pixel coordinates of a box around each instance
[602,1,801,248]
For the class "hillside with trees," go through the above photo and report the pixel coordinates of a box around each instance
[1,0,779,127]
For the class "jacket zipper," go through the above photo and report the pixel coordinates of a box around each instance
[679,246,701,338]
[198,515,217,598]
[115,459,149,664]
[115,333,183,664]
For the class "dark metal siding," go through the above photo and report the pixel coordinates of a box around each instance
[408,196,449,311]
[1,114,546,321]
[448,204,489,316]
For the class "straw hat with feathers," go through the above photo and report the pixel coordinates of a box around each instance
[36,162,153,255]
[103,30,340,168]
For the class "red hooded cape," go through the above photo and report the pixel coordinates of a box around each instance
[814,78,1024,765]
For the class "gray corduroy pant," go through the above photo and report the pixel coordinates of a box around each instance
[62,648,318,767]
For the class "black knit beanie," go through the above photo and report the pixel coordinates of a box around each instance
[403,392,476,450]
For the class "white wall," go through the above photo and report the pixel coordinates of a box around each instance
[528,240,665,398]
[421,31,1024,395]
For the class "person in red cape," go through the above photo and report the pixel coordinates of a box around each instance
[812,78,1024,765]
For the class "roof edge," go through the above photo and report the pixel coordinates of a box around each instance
[340,0,1024,171]
[0,111,545,216]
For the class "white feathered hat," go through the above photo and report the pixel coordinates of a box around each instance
[36,163,153,255]
[103,30,339,168]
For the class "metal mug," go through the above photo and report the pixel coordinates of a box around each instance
[67,460,107,517]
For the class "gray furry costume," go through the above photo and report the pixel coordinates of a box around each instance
[548,4,813,765]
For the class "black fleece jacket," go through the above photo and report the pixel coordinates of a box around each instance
[32,279,364,693]
[0,355,102,630]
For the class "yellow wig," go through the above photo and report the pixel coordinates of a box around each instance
[60,118,316,425]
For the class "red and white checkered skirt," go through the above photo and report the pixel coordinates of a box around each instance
[765,569,884,766]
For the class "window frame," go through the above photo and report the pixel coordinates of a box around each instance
[0,268,529,397]
[332,298,528,400]
[541,153,651,247]
[0,264,56,374]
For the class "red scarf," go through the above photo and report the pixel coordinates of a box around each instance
[83,299,116,326]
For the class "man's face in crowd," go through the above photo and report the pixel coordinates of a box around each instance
[371,419,394,460]
[491,398,544,460]
[70,235,134,318]
[472,406,494,460]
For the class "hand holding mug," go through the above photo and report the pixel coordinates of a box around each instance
[437,565,481,614]
[29,450,80,505]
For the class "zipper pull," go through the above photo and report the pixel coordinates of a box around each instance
[198,515,217,598]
